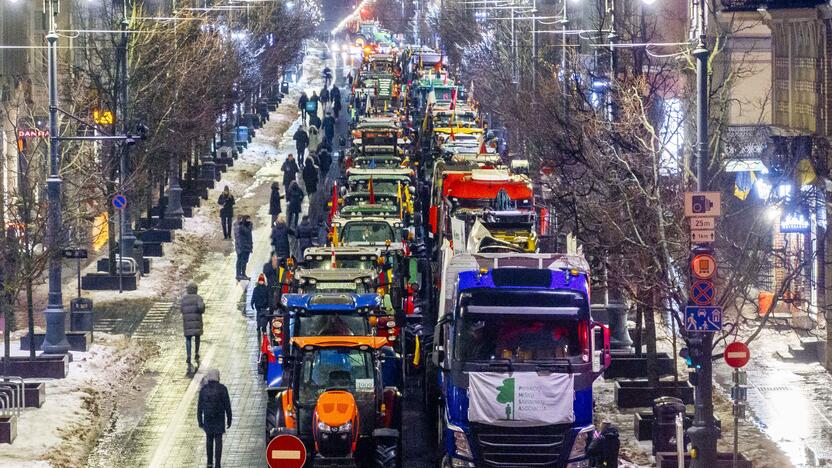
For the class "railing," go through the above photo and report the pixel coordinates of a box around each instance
[0,377,25,418]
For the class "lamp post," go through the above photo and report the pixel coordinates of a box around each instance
[42,0,70,355]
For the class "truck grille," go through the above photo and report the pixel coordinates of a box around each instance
[470,423,572,467]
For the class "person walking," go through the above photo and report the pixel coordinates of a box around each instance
[308,125,322,155]
[269,183,282,226]
[296,215,317,259]
[197,369,232,468]
[320,86,330,110]
[180,282,205,373]
[322,112,336,145]
[298,91,309,124]
[251,274,270,338]
[281,154,300,193]
[286,180,305,228]
[317,146,332,180]
[293,125,309,160]
[331,86,342,118]
[262,252,282,309]
[302,155,319,196]
[270,215,291,260]
[234,215,253,281]
[308,111,322,130]
[217,186,235,239]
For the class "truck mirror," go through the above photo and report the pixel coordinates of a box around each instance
[431,349,445,367]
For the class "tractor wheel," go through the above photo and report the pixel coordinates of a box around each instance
[373,442,399,468]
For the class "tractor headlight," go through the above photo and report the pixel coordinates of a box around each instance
[317,421,331,431]
[318,420,352,433]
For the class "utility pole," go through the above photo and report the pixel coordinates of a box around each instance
[607,0,617,121]
[560,0,568,114]
[686,0,719,466]
[42,0,70,355]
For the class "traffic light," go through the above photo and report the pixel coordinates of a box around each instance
[681,336,705,369]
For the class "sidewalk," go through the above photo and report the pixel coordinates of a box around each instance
[82,43,333,468]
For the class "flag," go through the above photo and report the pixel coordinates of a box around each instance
[450,87,457,111]
[368,176,376,204]
[412,335,421,367]
[434,57,442,73]
[733,171,756,201]
[261,334,276,363]
[397,182,404,219]
[418,55,423,70]
[421,109,430,133]
[330,224,340,249]
[450,126,456,141]
[329,182,338,224]
[427,89,436,106]
[479,140,487,154]
[404,181,413,214]
[796,158,817,186]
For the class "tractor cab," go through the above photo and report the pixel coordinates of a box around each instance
[267,337,401,467]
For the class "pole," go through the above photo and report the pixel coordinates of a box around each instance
[733,368,739,468]
[42,0,70,355]
[510,5,517,84]
[561,0,568,114]
[118,1,140,268]
[531,0,537,95]
[607,0,618,121]
[687,1,719,466]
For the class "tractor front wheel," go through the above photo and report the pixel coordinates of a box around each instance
[373,441,399,468]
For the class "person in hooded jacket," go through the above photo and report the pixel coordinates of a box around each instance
[234,215,253,281]
[268,183,282,226]
[281,154,300,193]
[317,146,332,180]
[286,180,305,228]
[320,86,330,107]
[197,369,232,468]
[262,252,283,309]
[331,85,342,117]
[293,126,309,159]
[322,112,336,144]
[302,156,319,195]
[251,274,270,338]
[295,215,317,258]
[307,125,322,154]
[181,282,205,372]
[298,91,309,124]
[270,215,291,259]
[217,186,235,239]
[586,421,620,468]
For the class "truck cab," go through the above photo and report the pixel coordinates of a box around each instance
[428,253,611,468]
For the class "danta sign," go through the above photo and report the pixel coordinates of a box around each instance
[18,129,49,138]
[780,210,810,233]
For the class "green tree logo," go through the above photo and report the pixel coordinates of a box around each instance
[495,378,515,420]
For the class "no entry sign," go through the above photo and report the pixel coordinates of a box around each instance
[266,434,306,468]
[724,341,750,368]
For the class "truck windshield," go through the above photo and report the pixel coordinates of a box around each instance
[454,290,585,363]
[296,314,370,336]
[305,258,376,270]
[342,223,396,243]
[299,349,374,404]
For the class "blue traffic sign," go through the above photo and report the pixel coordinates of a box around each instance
[685,306,723,332]
[690,280,716,306]
[112,193,127,210]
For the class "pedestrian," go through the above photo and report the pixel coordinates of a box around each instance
[322,112,336,144]
[320,86,330,107]
[308,125,321,154]
[197,369,232,468]
[281,154,300,193]
[293,125,309,159]
[298,91,309,123]
[309,111,322,130]
[270,215,291,260]
[302,155,319,195]
[217,186,235,240]
[296,215,317,258]
[317,146,332,180]
[587,421,620,468]
[286,180,305,228]
[330,85,341,105]
[234,215,253,281]
[251,274,270,337]
[262,252,282,309]
[180,282,205,373]
[333,94,342,119]
[269,183,282,226]
[346,72,353,87]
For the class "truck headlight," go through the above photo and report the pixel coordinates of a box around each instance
[569,426,595,459]
[449,426,473,459]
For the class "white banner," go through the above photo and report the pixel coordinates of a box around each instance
[468,372,575,427]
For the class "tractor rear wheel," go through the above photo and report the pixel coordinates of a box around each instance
[373,441,399,468]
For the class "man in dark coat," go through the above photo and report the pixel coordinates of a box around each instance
[198,369,232,468]
[302,157,319,195]
[317,147,332,180]
[330,86,342,118]
[234,215,253,281]
[217,186,235,239]
[269,183,282,226]
[295,215,317,259]
[281,154,300,193]
[322,112,336,144]
[262,252,283,309]
[251,274,270,338]
[181,282,205,372]
[320,86,330,108]
[293,126,309,159]
[286,181,305,228]
[298,91,309,124]
[309,112,322,130]
[270,215,291,259]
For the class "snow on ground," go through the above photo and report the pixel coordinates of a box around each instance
[0,333,155,468]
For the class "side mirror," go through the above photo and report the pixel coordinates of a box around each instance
[431,348,446,367]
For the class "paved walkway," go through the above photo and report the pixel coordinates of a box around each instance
[86,44,333,468]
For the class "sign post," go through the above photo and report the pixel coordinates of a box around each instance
[266,434,306,468]
[112,193,127,294]
[724,341,749,468]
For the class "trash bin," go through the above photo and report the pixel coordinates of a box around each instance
[652,396,686,454]
[70,297,94,332]
[281,81,289,94]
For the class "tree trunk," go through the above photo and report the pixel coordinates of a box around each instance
[634,300,643,357]
[26,278,35,360]
[644,289,660,388]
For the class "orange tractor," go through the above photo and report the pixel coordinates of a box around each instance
[267,336,402,467]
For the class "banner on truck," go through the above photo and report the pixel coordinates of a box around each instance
[468,372,575,427]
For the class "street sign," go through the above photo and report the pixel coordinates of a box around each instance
[690,230,716,243]
[684,192,721,217]
[684,306,723,332]
[112,193,127,210]
[690,217,715,230]
[690,280,716,306]
[17,129,49,138]
[266,434,306,468]
[62,248,88,259]
[724,341,750,368]
[691,254,716,279]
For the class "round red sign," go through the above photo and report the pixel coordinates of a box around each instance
[724,341,750,368]
[266,434,307,468]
